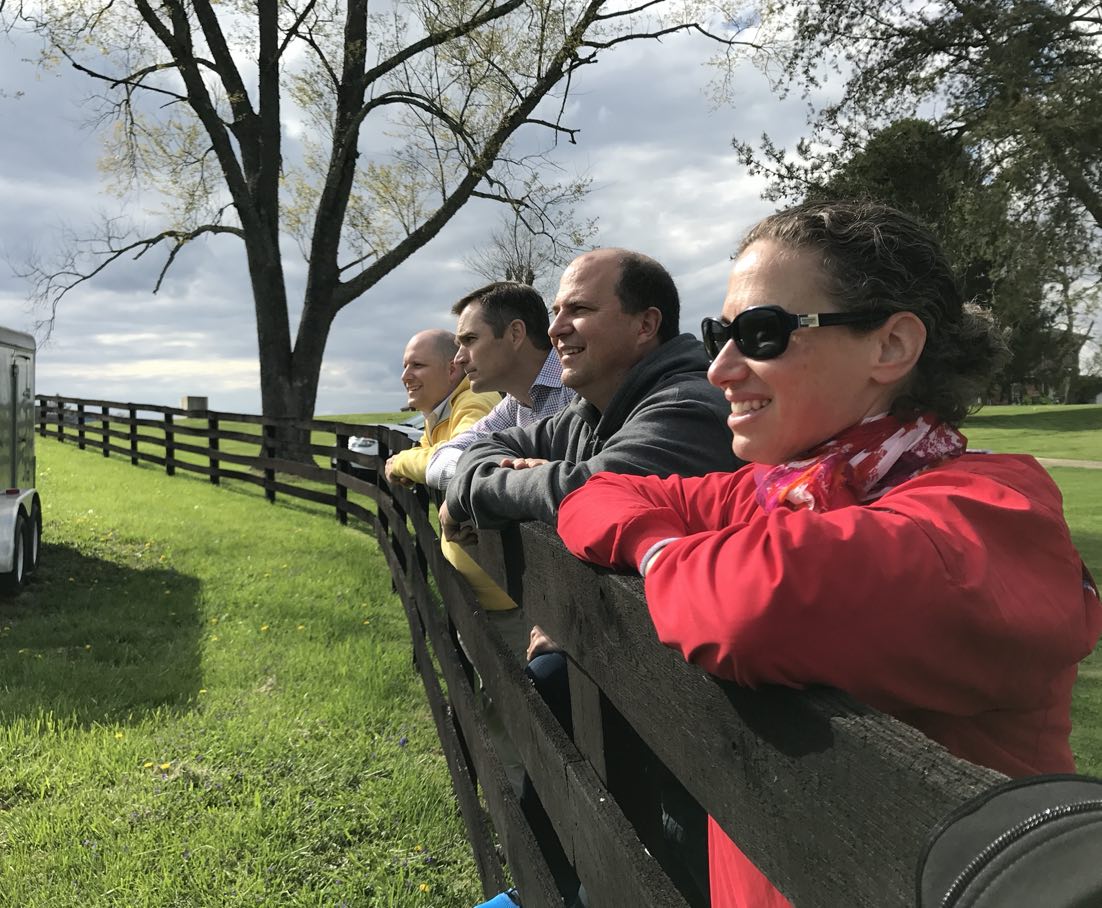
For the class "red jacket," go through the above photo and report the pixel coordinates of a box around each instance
[557,453,1101,908]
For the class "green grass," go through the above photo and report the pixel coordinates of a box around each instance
[0,440,480,906]
[1052,465,1102,775]
[963,404,1102,460]
[9,404,1102,899]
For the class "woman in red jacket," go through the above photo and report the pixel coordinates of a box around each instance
[556,200,1101,908]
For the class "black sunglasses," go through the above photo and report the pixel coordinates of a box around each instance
[700,306,889,361]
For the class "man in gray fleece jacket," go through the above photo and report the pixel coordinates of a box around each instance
[443,244,736,907]
[441,247,740,536]
[443,247,735,908]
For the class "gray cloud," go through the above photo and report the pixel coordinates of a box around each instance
[0,26,810,415]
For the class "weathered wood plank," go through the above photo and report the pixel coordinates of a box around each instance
[390,490,690,907]
[472,522,1003,908]
[377,531,509,896]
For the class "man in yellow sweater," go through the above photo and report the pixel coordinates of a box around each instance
[383,329,500,485]
[383,326,526,789]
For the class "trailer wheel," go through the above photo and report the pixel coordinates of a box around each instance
[25,501,41,575]
[1,512,26,594]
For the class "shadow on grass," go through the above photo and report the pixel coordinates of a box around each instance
[0,542,202,726]
[967,408,1102,432]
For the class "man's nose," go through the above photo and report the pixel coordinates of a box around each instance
[548,310,570,338]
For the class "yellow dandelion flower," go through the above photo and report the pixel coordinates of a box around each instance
[143,762,154,769]
[362,619,370,625]
[114,731,124,739]
[209,635,220,642]
[84,644,92,650]
[419,884,430,893]
[199,688,208,694]
[296,624,305,631]
[260,625,269,632]
[159,762,171,770]
[414,844,424,852]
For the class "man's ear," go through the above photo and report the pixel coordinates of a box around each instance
[637,306,663,345]
[871,311,926,386]
[447,358,463,382]
[508,318,527,349]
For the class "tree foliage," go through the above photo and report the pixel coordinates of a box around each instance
[2,0,748,438]
[739,0,1102,226]
[731,0,1102,397]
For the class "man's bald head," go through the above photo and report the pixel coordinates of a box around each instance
[401,329,462,414]
[413,328,460,362]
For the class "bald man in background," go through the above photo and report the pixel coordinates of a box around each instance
[384,329,501,486]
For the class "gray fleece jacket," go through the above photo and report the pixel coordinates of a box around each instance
[445,333,742,529]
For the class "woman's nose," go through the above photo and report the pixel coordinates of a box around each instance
[707,340,748,388]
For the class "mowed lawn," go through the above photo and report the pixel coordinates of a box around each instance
[2,404,1100,906]
[0,439,481,906]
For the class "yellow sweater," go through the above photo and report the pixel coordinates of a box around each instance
[388,378,500,484]
[388,378,516,612]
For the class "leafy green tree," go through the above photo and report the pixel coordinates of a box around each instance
[800,119,1067,396]
[737,69,1100,398]
[736,0,1102,230]
[2,0,745,448]
[729,0,1102,398]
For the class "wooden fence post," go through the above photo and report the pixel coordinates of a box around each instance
[101,406,110,457]
[38,398,45,437]
[58,401,66,445]
[263,423,276,503]
[208,415,220,485]
[129,406,139,465]
[335,431,349,525]
[164,412,175,477]
[77,403,86,450]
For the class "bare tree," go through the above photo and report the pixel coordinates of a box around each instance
[2,0,751,454]
[464,180,596,296]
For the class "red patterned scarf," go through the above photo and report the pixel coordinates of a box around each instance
[754,413,967,513]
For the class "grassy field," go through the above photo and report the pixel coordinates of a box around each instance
[0,441,481,907]
[4,404,1100,904]
[963,403,1102,460]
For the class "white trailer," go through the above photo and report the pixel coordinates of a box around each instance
[0,327,41,593]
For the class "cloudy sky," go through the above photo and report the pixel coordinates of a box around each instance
[0,16,812,415]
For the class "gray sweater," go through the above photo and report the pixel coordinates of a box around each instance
[445,333,742,528]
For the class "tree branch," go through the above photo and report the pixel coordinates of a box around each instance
[360,0,527,92]
[18,219,243,340]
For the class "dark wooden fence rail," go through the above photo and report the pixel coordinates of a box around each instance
[36,394,1006,906]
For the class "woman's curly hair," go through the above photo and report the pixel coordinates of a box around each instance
[741,200,1008,425]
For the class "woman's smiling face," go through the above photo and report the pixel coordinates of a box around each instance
[707,240,901,464]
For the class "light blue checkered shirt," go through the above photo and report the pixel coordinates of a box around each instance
[425,350,575,489]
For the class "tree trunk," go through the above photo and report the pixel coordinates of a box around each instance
[247,232,330,463]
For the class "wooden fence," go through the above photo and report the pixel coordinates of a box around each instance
[36,395,1006,906]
